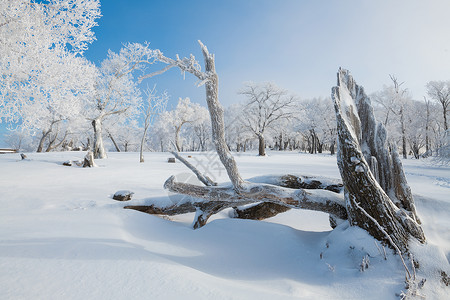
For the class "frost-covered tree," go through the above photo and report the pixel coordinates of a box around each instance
[0,0,100,128]
[224,104,255,152]
[192,120,211,151]
[426,80,450,131]
[297,98,336,154]
[435,130,450,164]
[239,82,297,156]
[21,56,97,152]
[4,129,34,152]
[404,101,427,159]
[371,76,411,158]
[157,98,209,152]
[139,87,168,162]
[87,43,158,159]
[101,112,140,152]
[151,121,171,152]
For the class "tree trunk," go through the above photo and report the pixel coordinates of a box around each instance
[425,97,431,154]
[175,125,182,152]
[330,141,336,155]
[139,126,148,163]
[92,117,107,159]
[332,68,424,252]
[45,130,68,152]
[411,141,420,159]
[279,133,283,151]
[37,130,51,152]
[108,132,121,153]
[258,134,266,156]
[199,41,245,191]
[400,110,407,159]
[317,138,323,154]
[443,104,448,131]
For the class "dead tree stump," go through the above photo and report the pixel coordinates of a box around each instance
[332,68,425,252]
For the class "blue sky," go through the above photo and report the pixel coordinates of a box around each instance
[83,0,450,105]
[1,0,450,147]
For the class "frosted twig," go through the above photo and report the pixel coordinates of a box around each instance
[374,241,387,260]
[350,196,411,279]
[138,64,175,83]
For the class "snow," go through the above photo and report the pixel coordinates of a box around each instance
[350,156,360,164]
[0,151,449,299]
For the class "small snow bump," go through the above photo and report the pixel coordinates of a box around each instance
[355,165,364,173]
[350,157,360,164]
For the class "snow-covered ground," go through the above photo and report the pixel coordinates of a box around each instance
[0,151,448,299]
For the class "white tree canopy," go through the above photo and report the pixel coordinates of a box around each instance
[156,97,209,152]
[0,0,101,125]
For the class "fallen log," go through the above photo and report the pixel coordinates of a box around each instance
[163,176,348,220]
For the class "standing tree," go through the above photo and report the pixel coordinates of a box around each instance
[426,80,450,131]
[224,104,254,152]
[297,98,336,154]
[139,87,168,162]
[239,82,296,156]
[88,43,157,159]
[423,97,433,155]
[371,76,411,158]
[18,55,97,152]
[0,0,100,129]
[191,119,211,151]
[156,98,209,152]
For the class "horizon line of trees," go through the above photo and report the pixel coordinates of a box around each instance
[5,79,449,161]
[1,0,449,162]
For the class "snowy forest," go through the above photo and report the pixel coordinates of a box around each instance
[1,1,449,300]
[1,1,449,162]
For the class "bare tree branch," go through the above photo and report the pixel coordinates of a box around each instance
[170,151,217,186]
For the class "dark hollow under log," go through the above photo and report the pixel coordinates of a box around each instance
[234,202,291,220]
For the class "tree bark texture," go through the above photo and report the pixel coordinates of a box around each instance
[258,134,266,156]
[332,68,424,251]
[37,130,51,152]
[198,41,245,191]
